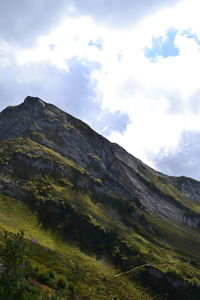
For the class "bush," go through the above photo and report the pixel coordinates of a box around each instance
[57,277,67,289]
[38,272,51,285]
[48,270,56,279]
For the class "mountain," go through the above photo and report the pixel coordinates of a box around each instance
[0,96,200,299]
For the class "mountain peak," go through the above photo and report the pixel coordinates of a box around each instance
[0,96,48,141]
[1,97,200,299]
[23,96,46,112]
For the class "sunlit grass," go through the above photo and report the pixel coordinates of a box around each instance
[0,193,158,299]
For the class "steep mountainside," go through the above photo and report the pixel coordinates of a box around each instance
[1,96,200,299]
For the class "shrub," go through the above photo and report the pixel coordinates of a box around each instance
[57,277,67,289]
[38,272,51,285]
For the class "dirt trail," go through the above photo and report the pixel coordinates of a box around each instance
[114,262,178,278]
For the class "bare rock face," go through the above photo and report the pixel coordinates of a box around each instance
[0,96,200,230]
[23,96,46,112]
[174,176,200,203]
[0,96,46,141]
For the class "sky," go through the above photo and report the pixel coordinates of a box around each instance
[1,0,200,180]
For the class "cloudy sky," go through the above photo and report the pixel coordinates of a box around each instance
[1,0,200,180]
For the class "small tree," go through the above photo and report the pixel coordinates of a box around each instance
[0,230,30,299]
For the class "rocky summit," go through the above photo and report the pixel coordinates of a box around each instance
[0,96,200,299]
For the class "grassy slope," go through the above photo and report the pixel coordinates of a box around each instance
[1,137,200,298]
[0,193,159,300]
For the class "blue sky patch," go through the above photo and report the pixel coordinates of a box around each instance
[182,29,200,45]
[145,27,180,62]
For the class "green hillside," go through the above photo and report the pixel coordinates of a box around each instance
[1,97,200,299]
[0,192,162,300]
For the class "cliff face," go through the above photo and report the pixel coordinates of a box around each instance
[1,96,200,299]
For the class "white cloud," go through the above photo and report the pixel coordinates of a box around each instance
[1,0,200,179]
[155,130,200,180]
[71,0,181,28]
